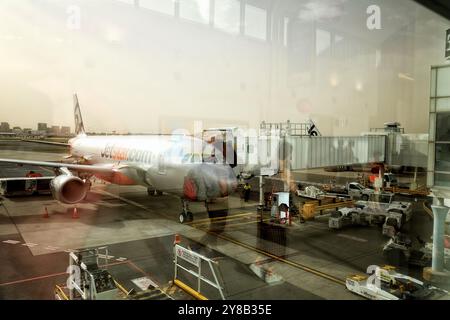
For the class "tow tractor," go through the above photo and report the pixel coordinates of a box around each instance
[383,233,450,267]
[55,247,171,300]
[329,193,412,236]
[346,265,448,300]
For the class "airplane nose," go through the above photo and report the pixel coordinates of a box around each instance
[183,164,237,201]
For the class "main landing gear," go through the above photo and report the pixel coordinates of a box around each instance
[147,188,163,196]
[179,199,193,224]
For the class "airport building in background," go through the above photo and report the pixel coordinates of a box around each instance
[37,122,47,131]
[0,122,10,132]
[60,126,71,136]
[50,126,60,136]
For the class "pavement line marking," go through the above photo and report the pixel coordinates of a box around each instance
[21,243,38,247]
[98,188,263,231]
[188,212,256,224]
[2,240,21,244]
[219,218,273,228]
[96,188,345,285]
[44,246,60,251]
[190,212,257,226]
[336,234,368,243]
[0,271,67,287]
[0,261,129,287]
[96,190,153,212]
[194,225,346,286]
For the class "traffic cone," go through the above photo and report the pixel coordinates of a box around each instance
[173,233,181,245]
[42,207,49,219]
[72,207,79,219]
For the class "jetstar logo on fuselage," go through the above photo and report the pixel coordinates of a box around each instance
[100,143,153,164]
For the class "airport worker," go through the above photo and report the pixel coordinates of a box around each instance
[243,183,251,202]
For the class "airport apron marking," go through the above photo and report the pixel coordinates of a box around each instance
[2,240,128,262]
[2,240,21,244]
[336,234,368,242]
[21,243,38,247]
[101,190,347,287]
[44,246,60,251]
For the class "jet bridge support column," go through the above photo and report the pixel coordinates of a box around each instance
[431,204,448,272]
[423,199,450,284]
[259,175,264,209]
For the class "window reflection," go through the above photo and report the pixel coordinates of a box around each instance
[140,0,174,16]
[116,0,134,5]
[316,29,331,56]
[436,113,450,142]
[214,0,240,34]
[435,143,450,172]
[244,5,267,40]
[180,0,210,24]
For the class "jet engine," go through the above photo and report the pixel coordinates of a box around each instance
[183,163,237,201]
[50,175,88,204]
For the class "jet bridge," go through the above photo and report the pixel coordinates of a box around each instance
[202,121,428,173]
[287,135,386,170]
[259,121,386,171]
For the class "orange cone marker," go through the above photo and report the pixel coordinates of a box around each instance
[72,207,79,219]
[173,233,181,245]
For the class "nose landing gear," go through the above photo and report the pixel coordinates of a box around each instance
[179,199,193,224]
[147,188,163,196]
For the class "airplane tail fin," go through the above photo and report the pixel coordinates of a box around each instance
[73,93,86,136]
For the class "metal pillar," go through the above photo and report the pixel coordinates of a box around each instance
[431,205,449,272]
[259,175,264,208]
[410,167,418,190]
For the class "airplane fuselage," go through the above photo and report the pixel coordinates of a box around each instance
[69,134,237,200]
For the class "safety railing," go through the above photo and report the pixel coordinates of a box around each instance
[173,243,225,300]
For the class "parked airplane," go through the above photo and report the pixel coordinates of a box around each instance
[0,94,238,223]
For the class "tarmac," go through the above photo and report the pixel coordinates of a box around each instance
[0,139,442,300]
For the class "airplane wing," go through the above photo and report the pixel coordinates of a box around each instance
[0,158,114,173]
[21,139,70,147]
[0,176,56,181]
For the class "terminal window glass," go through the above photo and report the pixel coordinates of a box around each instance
[214,0,240,34]
[435,143,450,172]
[140,0,174,16]
[436,113,450,142]
[436,97,450,112]
[435,172,450,188]
[244,5,267,40]
[180,0,210,24]
[436,66,450,97]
